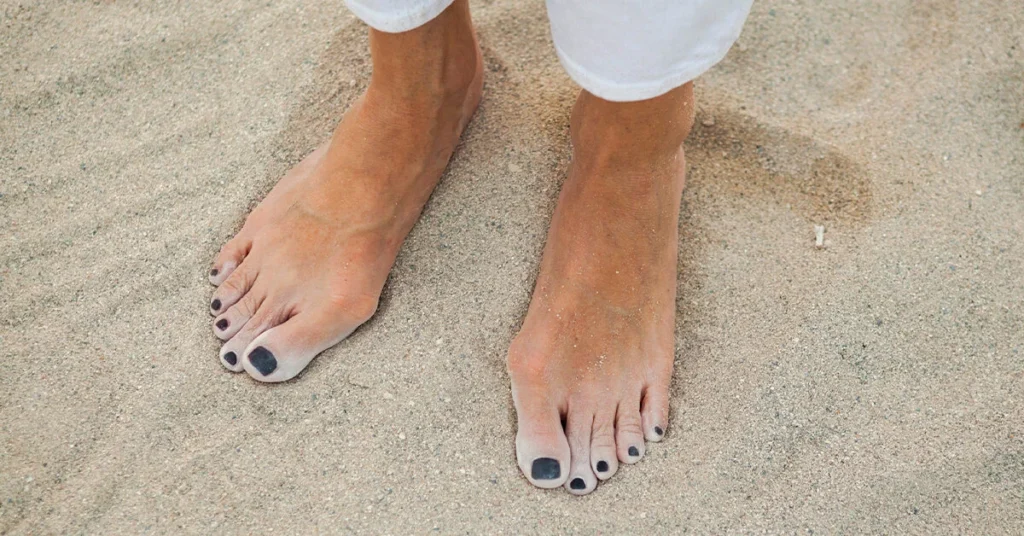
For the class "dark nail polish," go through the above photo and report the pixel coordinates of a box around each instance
[654,426,664,436]
[223,352,237,365]
[248,346,277,376]
[628,446,640,457]
[216,318,229,330]
[570,478,585,490]
[596,460,609,473]
[210,268,219,277]
[211,298,221,311]
[530,457,560,480]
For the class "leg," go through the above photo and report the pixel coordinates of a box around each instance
[510,0,751,494]
[207,0,482,382]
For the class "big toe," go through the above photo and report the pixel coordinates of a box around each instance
[513,396,570,489]
[240,307,362,383]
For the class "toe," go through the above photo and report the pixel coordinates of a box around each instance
[515,416,570,489]
[210,258,258,316]
[510,374,569,488]
[239,307,360,383]
[218,300,287,373]
[589,407,619,481]
[209,236,250,286]
[641,382,670,442]
[213,284,265,341]
[220,348,242,372]
[564,407,597,495]
[615,390,646,464]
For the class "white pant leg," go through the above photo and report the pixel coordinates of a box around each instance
[344,0,455,33]
[547,0,754,102]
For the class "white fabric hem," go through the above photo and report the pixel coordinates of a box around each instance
[345,0,455,33]
[553,41,733,102]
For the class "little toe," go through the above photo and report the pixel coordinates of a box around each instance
[641,382,670,442]
[589,409,619,481]
[213,285,264,341]
[564,408,597,495]
[239,308,360,383]
[209,237,250,286]
[511,388,570,489]
[615,392,646,464]
[210,259,258,316]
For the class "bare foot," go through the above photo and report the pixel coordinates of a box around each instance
[207,1,482,382]
[508,84,695,494]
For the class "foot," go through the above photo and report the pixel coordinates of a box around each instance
[508,84,695,494]
[207,1,483,382]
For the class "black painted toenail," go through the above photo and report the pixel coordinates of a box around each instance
[223,352,237,365]
[210,268,218,277]
[654,426,664,436]
[211,298,221,311]
[628,446,640,457]
[248,346,277,376]
[596,460,609,473]
[531,458,560,480]
[216,318,229,330]
[570,478,585,490]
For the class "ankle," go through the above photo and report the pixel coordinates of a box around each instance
[569,83,695,163]
[366,0,481,111]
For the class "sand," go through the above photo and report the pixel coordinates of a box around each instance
[2,0,1022,533]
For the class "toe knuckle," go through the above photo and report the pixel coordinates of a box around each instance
[220,276,242,295]
[220,239,244,258]
[337,294,378,321]
[591,433,616,450]
[592,420,616,439]
[647,362,673,383]
[617,420,644,437]
[232,302,250,320]
[507,346,549,381]
[238,315,268,339]
[324,294,378,323]
[568,433,589,451]
[237,293,262,318]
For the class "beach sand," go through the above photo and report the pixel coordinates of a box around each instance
[2,0,1022,533]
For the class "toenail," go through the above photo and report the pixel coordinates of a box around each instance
[248,346,277,376]
[654,426,664,436]
[570,478,585,490]
[223,352,237,365]
[210,268,218,277]
[216,318,229,330]
[628,446,640,457]
[211,298,221,311]
[596,460,609,473]
[531,458,560,480]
